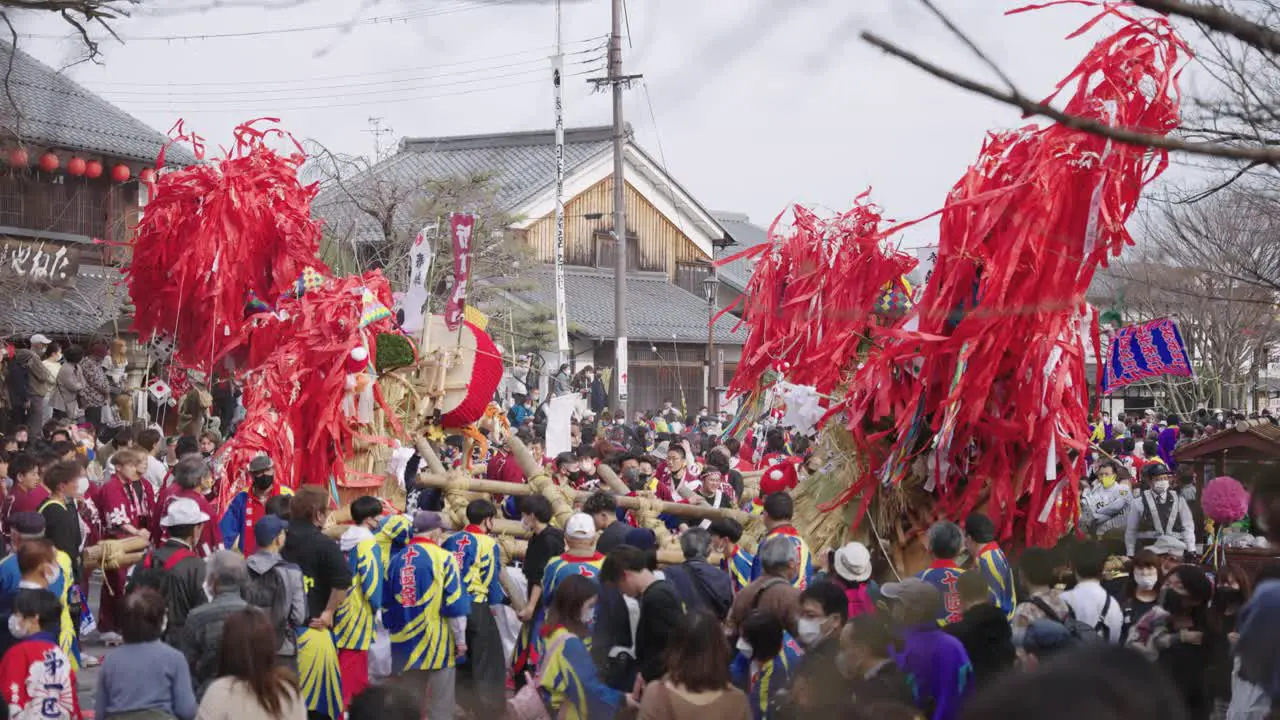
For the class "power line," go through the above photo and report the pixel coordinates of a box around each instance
[94,53,605,100]
[84,37,605,88]
[118,67,600,113]
[19,0,527,42]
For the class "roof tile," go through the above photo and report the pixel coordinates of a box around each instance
[518,266,744,345]
[0,40,197,166]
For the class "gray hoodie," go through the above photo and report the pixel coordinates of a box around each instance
[245,550,307,656]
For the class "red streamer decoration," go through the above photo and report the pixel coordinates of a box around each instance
[126,119,326,371]
[838,3,1188,546]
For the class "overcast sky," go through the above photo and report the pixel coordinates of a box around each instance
[13,0,1182,248]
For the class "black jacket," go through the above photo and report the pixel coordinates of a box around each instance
[281,519,352,621]
[523,526,565,592]
[663,559,734,620]
[636,579,684,682]
[39,496,81,576]
[945,603,1016,690]
[148,540,207,641]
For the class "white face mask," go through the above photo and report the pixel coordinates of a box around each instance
[580,606,595,626]
[76,477,90,496]
[1153,480,1171,495]
[8,614,30,639]
[736,638,753,658]
[1135,570,1158,590]
[796,618,824,647]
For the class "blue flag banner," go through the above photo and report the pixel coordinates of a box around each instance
[1102,317,1193,394]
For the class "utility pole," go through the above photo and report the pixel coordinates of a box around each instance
[591,0,640,417]
[364,117,393,160]
[552,0,569,368]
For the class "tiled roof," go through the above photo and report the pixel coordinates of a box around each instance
[712,211,770,291]
[0,265,126,336]
[517,266,745,345]
[0,40,197,166]
[313,126,616,242]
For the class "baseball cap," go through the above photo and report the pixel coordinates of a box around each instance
[8,512,44,537]
[565,513,596,542]
[161,497,211,527]
[249,455,274,474]
[412,510,451,534]
[833,541,872,583]
[28,334,50,346]
[254,514,288,549]
[879,577,939,607]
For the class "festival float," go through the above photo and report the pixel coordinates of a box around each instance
[720,3,1189,572]
[96,117,742,570]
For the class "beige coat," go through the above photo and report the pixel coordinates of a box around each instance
[194,678,306,720]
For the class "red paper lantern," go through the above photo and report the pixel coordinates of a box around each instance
[38,152,58,173]
[85,160,102,179]
[111,164,131,183]
[8,148,27,167]
[67,157,86,176]
[139,167,155,184]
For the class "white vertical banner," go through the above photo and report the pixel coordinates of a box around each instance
[616,336,628,404]
[552,51,570,362]
[545,393,577,457]
[401,226,433,334]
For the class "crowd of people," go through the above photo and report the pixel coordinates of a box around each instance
[0,338,1273,720]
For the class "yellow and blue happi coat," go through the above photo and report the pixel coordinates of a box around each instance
[515,552,605,674]
[441,526,506,606]
[975,542,1017,622]
[382,538,471,672]
[376,515,412,574]
[0,550,78,669]
[538,627,624,720]
[296,626,343,719]
[731,633,804,720]
[748,527,814,590]
[722,545,755,594]
[334,537,384,652]
[541,553,604,608]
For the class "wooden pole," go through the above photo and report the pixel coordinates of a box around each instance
[408,471,749,523]
[595,463,631,496]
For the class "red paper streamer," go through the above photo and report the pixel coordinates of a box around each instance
[127,119,327,371]
[838,3,1188,546]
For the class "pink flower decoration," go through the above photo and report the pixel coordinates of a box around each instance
[1203,475,1250,524]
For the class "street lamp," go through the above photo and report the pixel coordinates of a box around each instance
[702,271,719,415]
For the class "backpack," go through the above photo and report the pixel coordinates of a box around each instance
[1029,595,1113,643]
[128,546,197,596]
[243,564,290,644]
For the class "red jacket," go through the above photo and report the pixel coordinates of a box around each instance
[0,633,80,720]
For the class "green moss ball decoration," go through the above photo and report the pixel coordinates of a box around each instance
[375,333,415,372]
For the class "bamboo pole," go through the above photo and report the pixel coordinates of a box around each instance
[594,463,631,496]
[83,535,150,571]
[408,472,749,523]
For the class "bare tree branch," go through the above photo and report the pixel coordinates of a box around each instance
[2,0,136,61]
[860,30,1280,165]
[1130,0,1280,55]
